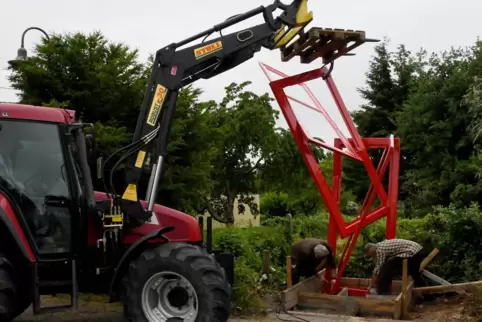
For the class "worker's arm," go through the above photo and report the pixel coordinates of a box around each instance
[113,0,312,223]
[315,258,327,273]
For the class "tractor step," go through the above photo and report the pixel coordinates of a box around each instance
[280,27,379,64]
[33,259,78,314]
[38,280,73,287]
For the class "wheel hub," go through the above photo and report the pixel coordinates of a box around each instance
[167,286,189,308]
[141,272,198,322]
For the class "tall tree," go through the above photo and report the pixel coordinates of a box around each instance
[344,40,420,205]
[396,42,482,213]
[259,128,327,215]
[201,81,279,224]
[156,86,218,214]
[8,31,149,132]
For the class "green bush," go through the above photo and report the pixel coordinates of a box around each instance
[424,203,482,282]
[211,203,482,313]
[288,189,323,216]
[260,192,290,218]
[291,213,329,240]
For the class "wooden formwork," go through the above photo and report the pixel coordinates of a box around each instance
[281,256,423,320]
[279,248,480,320]
[282,273,414,320]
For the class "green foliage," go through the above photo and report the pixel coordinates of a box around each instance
[8,31,148,132]
[214,203,482,311]
[424,203,482,282]
[93,121,130,157]
[157,86,217,214]
[259,129,326,215]
[260,192,290,218]
[202,81,279,223]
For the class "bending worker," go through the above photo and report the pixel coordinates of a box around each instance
[364,238,428,295]
[291,238,335,284]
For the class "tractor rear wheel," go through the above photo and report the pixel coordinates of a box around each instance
[123,242,231,322]
[0,257,16,322]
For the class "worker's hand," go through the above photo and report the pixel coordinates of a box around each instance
[315,271,324,281]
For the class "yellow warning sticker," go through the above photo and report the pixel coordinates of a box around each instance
[111,215,123,223]
[194,41,223,59]
[146,85,168,126]
[135,150,146,168]
[122,184,138,201]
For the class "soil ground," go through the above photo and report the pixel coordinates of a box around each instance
[13,292,481,322]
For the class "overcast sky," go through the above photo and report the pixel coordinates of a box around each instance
[1,0,481,144]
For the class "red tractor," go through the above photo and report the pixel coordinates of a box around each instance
[0,1,313,321]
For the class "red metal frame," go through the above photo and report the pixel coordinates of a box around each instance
[259,63,401,296]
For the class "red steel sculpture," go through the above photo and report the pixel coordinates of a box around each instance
[260,62,400,296]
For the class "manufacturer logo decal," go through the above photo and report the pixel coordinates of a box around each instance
[146,85,168,126]
[194,41,223,59]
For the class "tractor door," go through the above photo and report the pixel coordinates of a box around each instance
[0,119,77,256]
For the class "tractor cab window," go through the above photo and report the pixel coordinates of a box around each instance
[0,120,72,255]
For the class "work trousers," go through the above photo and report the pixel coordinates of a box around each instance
[290,257,316,285]
[377,250,428,295]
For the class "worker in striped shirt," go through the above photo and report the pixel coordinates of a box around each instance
[364,239,428,295]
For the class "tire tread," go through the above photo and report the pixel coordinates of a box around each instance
[123,243,231,322]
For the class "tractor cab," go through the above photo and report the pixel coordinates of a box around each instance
[0,104,80,257]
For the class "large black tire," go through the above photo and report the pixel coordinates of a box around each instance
[0,257,16,322]
[123,242,231,322]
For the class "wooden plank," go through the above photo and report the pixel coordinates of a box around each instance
[279,26,379,65]
[366,295,398,300]
[401,259,408,319]
[298,292,396,314]
[282,311,405,322]
[393,293,403,320]
[281,274,321,311]
[403,281,414,317]
[413,281,482,296]
[419,248,439,271]
[337,287,348,296]
[286,256,292,288]
[338,277,403,293]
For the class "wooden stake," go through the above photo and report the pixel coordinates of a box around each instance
[401,259,408,319]
[419,248,439,272]
[286,256,292,288]
[263,250,270,281]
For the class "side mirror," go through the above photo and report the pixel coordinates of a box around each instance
[96,156,103,179]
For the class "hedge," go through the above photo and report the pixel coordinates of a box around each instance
[212,202,482,313]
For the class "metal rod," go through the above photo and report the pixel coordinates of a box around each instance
[21,26,50,47]
[145,164,157,201]
[147,156,164,211]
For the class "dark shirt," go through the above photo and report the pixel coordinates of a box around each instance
[291,238,335,273]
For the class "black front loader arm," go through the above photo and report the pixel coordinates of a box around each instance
[116,0,313,222]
